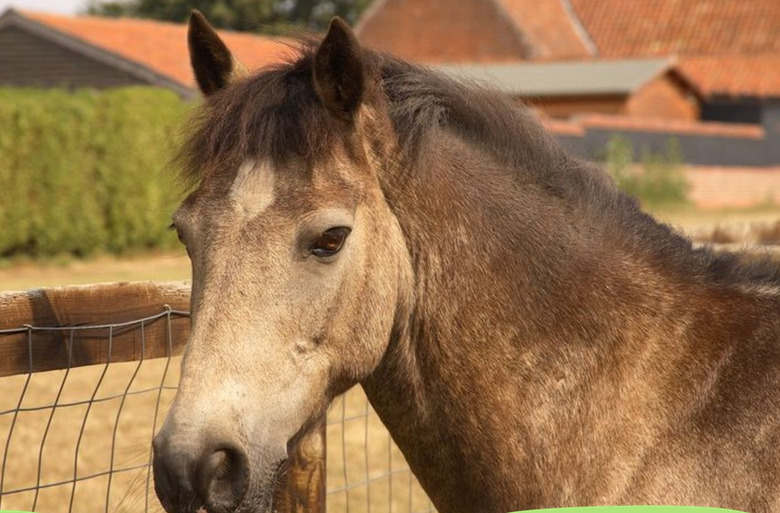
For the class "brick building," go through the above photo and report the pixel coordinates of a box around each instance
[436,58,699,121]
[358,0,780,125]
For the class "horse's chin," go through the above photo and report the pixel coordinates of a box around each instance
[194,484,274,513]
[207,493,272,513]
[227,463,284,513]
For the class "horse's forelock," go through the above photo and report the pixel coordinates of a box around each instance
[178,46,367,188]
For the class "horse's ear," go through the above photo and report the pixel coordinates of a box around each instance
[188,10,246,96]
[313,17,365,120]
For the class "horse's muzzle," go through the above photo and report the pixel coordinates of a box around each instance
[153,433,250,513]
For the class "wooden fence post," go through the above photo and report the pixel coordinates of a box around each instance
[274,417,327,513]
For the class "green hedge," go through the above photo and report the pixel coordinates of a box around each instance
[605,135,690,208]
[0,87,190,257]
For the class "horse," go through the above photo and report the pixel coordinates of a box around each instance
[152,11,780,513]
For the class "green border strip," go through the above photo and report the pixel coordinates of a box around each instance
[514,508,746,513]
[1,507,749,513]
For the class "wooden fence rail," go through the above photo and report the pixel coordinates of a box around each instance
[0,281,325,513]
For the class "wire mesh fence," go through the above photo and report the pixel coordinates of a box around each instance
[0,308,184,513]
[0,282,435,513]
[326,390,435,513]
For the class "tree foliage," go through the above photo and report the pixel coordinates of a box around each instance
[85,0,373,33]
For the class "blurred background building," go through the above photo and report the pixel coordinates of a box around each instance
[1,0,779,209]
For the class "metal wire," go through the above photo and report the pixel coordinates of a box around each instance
[68,324,114,513]
[145,307,175,512]
[0,386,179,416]
[326,391,437,513]
[0,327,33,510]
[31,330,74,511]
[0,306,436,513]
[2,463,152,496]
[340,395,351,513]
[0,308,187,513]
[105,320,145,513]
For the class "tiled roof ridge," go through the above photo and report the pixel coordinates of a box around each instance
[489,0,537,59]
[557,0,597,56]
[353,0,389,36]
[494,0,591,59]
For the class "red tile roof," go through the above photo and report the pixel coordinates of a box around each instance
[569,0,780,99]
[569,0,780,58]
[356,0,530,63]
[356,0,780,99]
[677,54,780,99]
[22,11,293,88]
[496,0,591,59]
[360,0,780,63]
[18,6,780,100]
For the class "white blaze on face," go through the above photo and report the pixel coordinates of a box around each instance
[230,159,276,217]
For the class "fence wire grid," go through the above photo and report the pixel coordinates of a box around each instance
[0,307,435,513]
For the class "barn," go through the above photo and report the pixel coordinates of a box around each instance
[357,0,780,126]
[0,8,289,97]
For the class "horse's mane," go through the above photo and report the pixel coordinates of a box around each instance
[180,43,780,291]
[180,44,577,185]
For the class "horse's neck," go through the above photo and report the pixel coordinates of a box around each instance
[364,140,773,511]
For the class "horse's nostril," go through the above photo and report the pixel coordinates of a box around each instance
[197,446,249,509]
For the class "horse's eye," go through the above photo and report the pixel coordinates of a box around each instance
[170,223,189,253]
[169,223,184,244]
[311,227,351,258]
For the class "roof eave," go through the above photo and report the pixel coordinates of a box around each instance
[437,58,675,98]
[518,90,631,97]
[0,9,195,98]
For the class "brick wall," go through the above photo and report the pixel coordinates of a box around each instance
[685,166,780,209]
[357,0,529,63]
[625,74,699,121]
[524,94,626,118]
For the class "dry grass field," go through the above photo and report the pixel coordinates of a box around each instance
[0,359,180,513]
[1,205,779,513]
[0,251,192,292]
